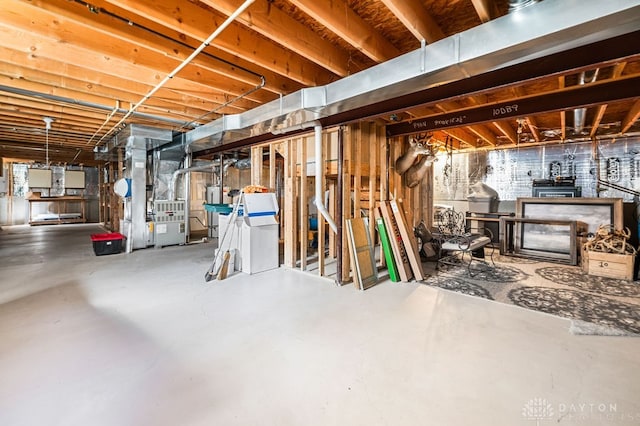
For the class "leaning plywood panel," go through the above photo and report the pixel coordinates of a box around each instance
[346,217,378,290]
[380,201,413,282]
[389,199,425,281]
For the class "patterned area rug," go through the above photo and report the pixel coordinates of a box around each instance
[421,254,640,336]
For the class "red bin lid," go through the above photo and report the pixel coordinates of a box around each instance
[90,232,125,242]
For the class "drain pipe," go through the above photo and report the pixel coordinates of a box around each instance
[313,123,338,233]
[95,0,256,145]
[271,120,338,232]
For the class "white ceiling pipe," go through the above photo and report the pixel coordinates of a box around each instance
[95,0,256,146]
[87,101,120,146]
[272,121,338,233]
[312,122,338,233]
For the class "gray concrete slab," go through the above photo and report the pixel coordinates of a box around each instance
[1,224,639,425]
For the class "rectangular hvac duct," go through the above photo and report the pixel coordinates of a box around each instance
[186,0,640,151]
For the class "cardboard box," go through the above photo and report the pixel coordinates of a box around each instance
[586,250,635,281]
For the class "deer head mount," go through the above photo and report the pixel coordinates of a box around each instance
[394,135,439,187]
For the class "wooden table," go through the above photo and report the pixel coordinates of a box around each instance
[27,196,87,225]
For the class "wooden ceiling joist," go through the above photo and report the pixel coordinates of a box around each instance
[98,0,332,87]
[470,0,501,23]
[287,0,401,62]
[199,0,355,76]
[379,0,446,43]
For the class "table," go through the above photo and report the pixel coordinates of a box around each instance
[27,196,87,225]
[465,211,515,244]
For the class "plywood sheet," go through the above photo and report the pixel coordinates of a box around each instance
[389,199,425,281]
[346,217,378,290]
[379,201,413,282]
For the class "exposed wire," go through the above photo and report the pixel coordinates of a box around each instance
[93,0,257,146]
[73,0,266,142]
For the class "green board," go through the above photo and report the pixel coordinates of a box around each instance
[376,217,400,282]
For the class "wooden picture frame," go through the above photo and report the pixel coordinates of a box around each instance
[516,197,623,235]
[510,197,623,264]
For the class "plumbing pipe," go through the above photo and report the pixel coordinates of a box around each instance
[271,120,338,234]
[169,163,217,201]
[86,101,120,145]
[96,0,256,145]
[271,120,338,233]
[219,154,224,204]
[313,122,338,233]
[0,85,193,128]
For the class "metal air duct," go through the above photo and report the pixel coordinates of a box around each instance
[185,0,640,152]
[573,69,600,134]
[509,0,541,12]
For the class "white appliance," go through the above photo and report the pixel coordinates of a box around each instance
[240,193,279,274]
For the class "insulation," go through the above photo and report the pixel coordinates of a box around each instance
[433,136,640,203]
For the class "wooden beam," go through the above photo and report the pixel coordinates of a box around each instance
[435,101,498,145]
[283,139,297,268]
[492,120,518,145]
[590,62,627,137]
[441,128,476,148]
[1,1,275,105]
[378,0,445,43]
[89,0,303,95]
[299,137,308,271]
[621,99,640,134]
[341,127,352,283]
[512,86,541,142]
[0,28,261,118]
[288,0,401,62]
[250,145,263,185]
[559,76,566,141]
[470,0,500,23]
[590,105,608,138]
[368,123,378,247]
[467,95,516,144]
[0,59,220,117]
[13,0,270,97]
[525,117,541,142]
[318,132,327,277]
[100,0,333,86]
[199,0,355,76]
[353,124,362,219]
[269,143,276,192]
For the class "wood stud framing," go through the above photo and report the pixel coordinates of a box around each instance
[252,121,430,286]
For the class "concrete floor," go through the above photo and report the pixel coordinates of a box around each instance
[1,224,639,426]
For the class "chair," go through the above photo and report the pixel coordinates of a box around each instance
[435,208,495,277]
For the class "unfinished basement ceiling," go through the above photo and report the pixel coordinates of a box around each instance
[0,0,639,165]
